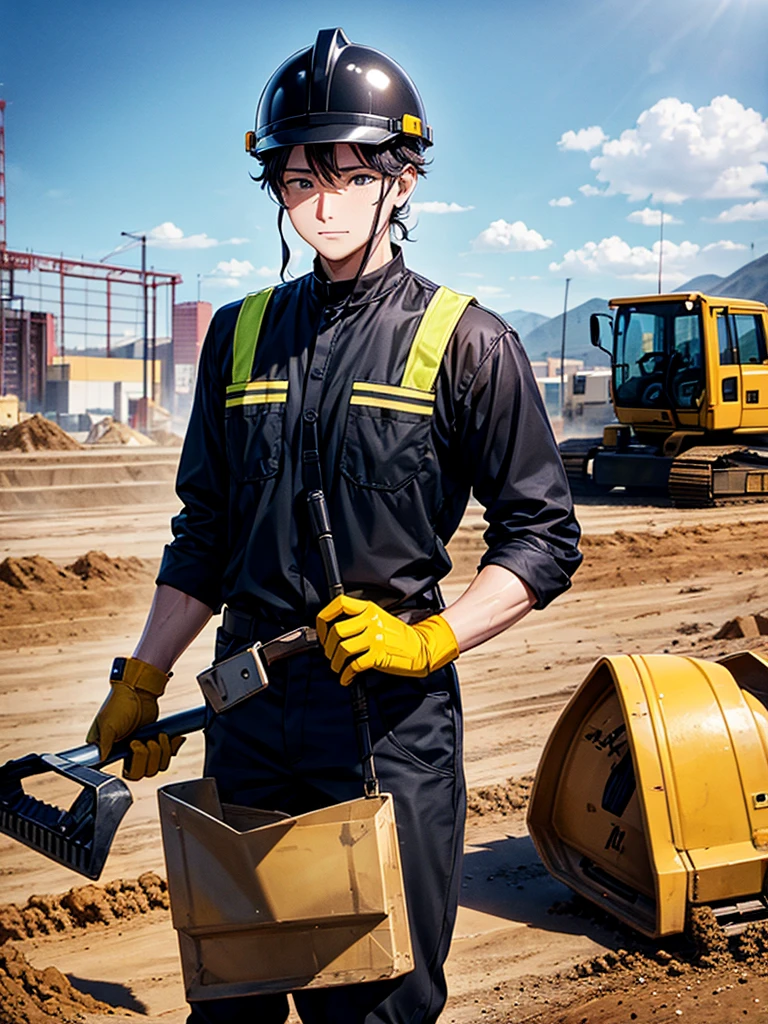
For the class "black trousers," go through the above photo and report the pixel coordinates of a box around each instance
[186,623,466,1024]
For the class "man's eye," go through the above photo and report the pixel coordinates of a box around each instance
[351,173,375,186]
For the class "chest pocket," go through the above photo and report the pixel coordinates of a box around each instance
[224,288,287,483]
[340,286,473,492]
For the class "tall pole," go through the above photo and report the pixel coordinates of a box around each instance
[657,204,664,295]
[0,100,7,395]
[151,281,157,405]
[141,235,147,412]
[559,277,571,417]
[121,230,148,429]
[0,99,7,252]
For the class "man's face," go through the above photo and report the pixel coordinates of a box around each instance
[280,144,413,266]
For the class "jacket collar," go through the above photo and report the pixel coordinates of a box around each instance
[311,246,406,311]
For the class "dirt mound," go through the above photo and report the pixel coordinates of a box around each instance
[446,517,768,588]
[466,775,534,820]
[578,521,768,590]
[85,416,155,446]
[0,942,112,1023]
[0,552,149,594]
[149,428,183,447]
[0,414,80,453]
[0,551,156,648]
[0,557,73,592]
[0,873,169,945]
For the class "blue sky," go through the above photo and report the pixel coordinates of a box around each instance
[3,0,768,322]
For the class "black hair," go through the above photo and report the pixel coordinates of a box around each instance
[254,137,428,277]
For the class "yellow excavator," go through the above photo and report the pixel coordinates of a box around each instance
[560,292,768,506]
[528,650,768,939]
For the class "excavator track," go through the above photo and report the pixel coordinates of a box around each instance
[669,445,768,508]
[558,437,602,495]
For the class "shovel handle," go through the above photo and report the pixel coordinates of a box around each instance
[59,706,207,769]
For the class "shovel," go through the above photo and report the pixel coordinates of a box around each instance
[0,707,205,880]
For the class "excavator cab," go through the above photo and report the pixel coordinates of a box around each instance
[612,299,705,422]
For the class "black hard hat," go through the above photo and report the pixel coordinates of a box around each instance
[247,28,432,158]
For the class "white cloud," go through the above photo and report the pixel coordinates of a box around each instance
[558,126,608,152]
[585,96,768,203]
[458,272,484,279]
[471,219,553,252]
[147,221,250,250]
[549,234,745,282]
[579,184,607,197]
[206,248,303,288]
[702,240,747,252]
[409,201,474,214]
[476,285,506,295]
[549,196,574,207]
[714,199,768,222]
[627,207,683,226]
[207,258,257,288]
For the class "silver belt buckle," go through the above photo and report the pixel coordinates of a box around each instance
[196,644,270,714]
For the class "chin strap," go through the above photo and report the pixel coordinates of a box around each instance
[277,205,292,281]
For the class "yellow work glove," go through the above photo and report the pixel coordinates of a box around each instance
[86,657,181,780]
[124,732,186,782]
[316,595,460,688]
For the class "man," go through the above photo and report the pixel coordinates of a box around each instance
[86,28,581,1024]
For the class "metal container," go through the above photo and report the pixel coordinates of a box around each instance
[159,778,413,1000]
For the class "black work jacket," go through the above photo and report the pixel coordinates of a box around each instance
[157,250,581,623]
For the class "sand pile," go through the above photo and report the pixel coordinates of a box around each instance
[0,874,169,944]
[85,416,155,447]
[149,428,183,447]
[0,943,112,1023]
[0,551,156,648]
[0,414,80,453]
[447,518,768,588]
[0,552,149,593]
[0,874,167,1023]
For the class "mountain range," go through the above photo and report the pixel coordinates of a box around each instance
[505,252,768,368]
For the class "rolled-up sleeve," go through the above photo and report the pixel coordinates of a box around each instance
[456,325,582,608]
[155,305,237,610]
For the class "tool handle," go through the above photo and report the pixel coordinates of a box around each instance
[307,488,380,798]
[59,706,207,769]
[308,489,344,599]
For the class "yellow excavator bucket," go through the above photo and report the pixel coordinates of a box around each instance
[528,651,768,937]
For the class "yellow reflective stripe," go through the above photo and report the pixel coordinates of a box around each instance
[232,288,274,384]
[226,393,288,408]
[225,380,288,395]
[350,395,433,415]
[351,381,434,403]
[402,286,473,392]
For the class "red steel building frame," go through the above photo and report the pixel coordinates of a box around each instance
[0,248,181,397]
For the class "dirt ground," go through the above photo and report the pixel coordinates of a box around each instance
[3,490,768,1022]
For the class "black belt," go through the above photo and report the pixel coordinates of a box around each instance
[223,604,434,642]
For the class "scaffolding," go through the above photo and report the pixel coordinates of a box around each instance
[0,248,182,412]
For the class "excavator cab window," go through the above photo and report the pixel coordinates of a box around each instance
[716,313,767,366]
[614,302,704,411]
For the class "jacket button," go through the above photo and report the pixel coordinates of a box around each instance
[310,367,324,380]
[303,410,317,423]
